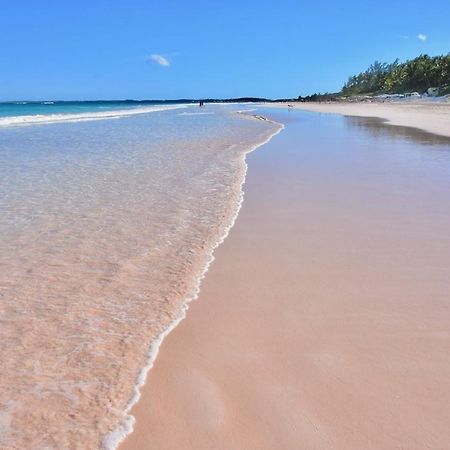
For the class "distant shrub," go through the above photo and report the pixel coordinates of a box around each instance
[341,54,450,95]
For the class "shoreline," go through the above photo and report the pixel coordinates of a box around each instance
[119,104,450,449]
[262,101,450,138]
[106,115,284,450]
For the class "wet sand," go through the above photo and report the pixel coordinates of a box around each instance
[120,109,450,449]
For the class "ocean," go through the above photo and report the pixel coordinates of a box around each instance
[0,100,198,126]
[0,103,281,449]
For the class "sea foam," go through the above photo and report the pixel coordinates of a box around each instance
[101,114,284,450]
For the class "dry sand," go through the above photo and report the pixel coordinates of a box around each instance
[268,100,450,138]
[120,106,450,450]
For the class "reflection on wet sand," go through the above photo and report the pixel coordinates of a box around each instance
[343,115,450,146]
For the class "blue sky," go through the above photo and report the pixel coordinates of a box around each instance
[1,0,449,100]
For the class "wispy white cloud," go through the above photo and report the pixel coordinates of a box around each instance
[417,34,427,41]
[147,54,170,67]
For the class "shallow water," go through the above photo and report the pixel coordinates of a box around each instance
[0,106,279,449]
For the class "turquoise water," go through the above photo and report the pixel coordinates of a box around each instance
[0,100,192,117]
[0,100,200,127]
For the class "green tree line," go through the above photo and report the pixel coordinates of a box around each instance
[342,54,450,95]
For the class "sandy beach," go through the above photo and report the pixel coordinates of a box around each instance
[120,105,450,450]
[3,2,450,448]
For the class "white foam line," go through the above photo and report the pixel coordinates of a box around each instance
[0,105,189,128]
[101,115,285,450]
